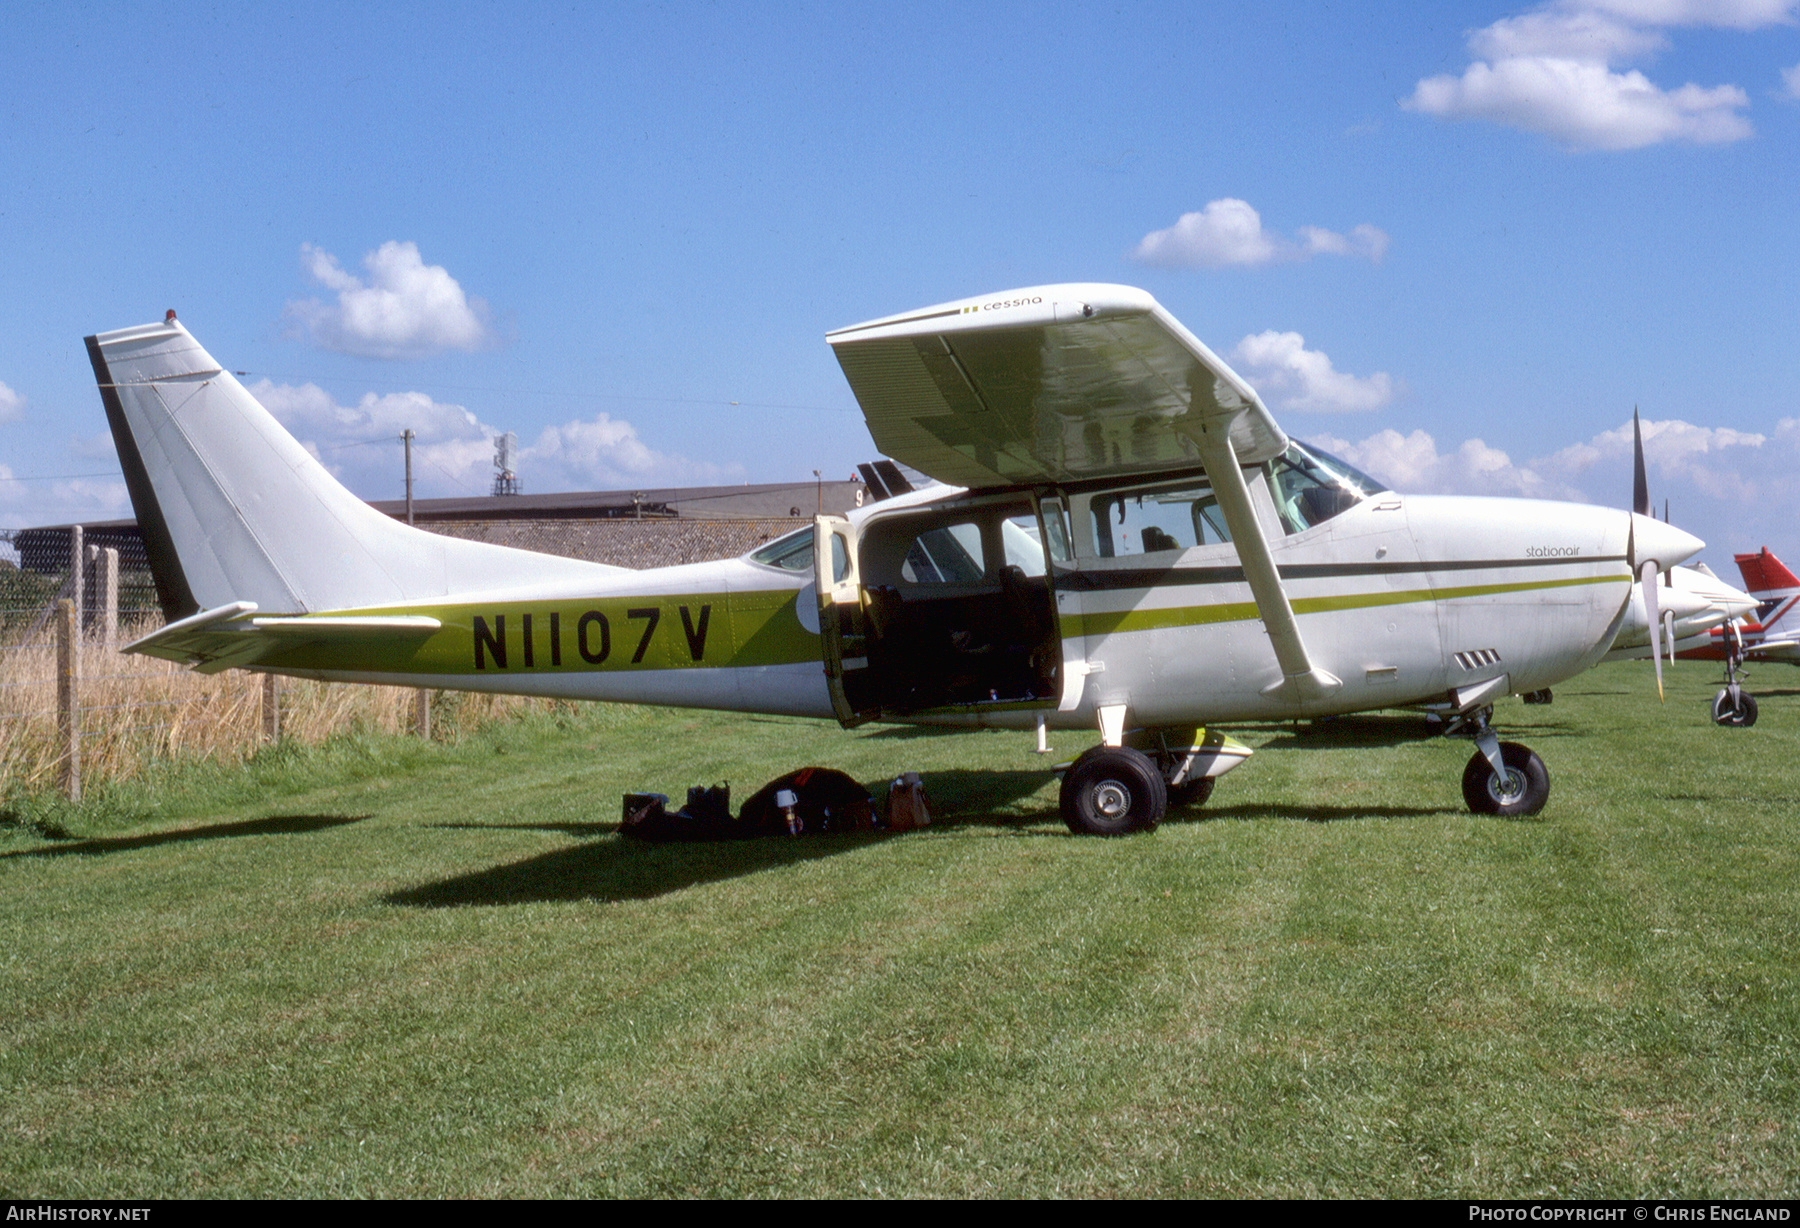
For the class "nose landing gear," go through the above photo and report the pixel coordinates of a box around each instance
[1448,706,1550,817]
[1711,625,1758,728]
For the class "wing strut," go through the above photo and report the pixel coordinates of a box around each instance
[1187,420,1342,705]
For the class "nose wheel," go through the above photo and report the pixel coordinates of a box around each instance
[1711,629,1757,727]
[1712,688,1758,727]
[1461,741,1550,816]
[1448,707,1549,817]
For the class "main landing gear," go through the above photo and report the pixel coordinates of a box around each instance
[1448,706,1550,817]
[1056,729,1232,835]
[1059,745,1167,836]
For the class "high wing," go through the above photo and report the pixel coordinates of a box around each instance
[826,284,1288,489]
[828,283,1337,703]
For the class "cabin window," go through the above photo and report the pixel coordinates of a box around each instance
[749,528,815,572]
[1001,513,1051,577]
[901,522,986,585]
[1036,499,1073,566]
[1086,481,1231,558]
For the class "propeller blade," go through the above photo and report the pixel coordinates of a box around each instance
[1632,408,1650,518]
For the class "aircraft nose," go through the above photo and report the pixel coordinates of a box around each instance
[1661,575,1755,634]
[1687,575,1758,625]
[1628,512,1703,573]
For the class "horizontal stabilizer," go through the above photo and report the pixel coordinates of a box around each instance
[127,603,443,672]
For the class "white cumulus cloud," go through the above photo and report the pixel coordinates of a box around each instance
[284,241,496,359]
[1307,414,1800,565]
[1533,415,1770,500]
[1230,332,1395,413]
[1403,1,1789,150]
[249,379,739,500]
[1312,428,1572,499]
[1133,199,1388,269]
[1406,58,1751,149]
[1782,61,1800,97]
[0,380,23,423]
[1316,415,1773,503]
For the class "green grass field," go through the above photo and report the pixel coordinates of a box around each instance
[2,661,1796,1198]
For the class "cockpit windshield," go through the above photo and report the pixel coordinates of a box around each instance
[1266,441,1389,534]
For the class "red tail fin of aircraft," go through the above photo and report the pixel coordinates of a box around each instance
[1735,548,1800,600]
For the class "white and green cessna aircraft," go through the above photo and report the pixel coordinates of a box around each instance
[87,285,1709,833]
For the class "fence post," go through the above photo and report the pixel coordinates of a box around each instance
[56,599,80,802]
[412,688,431,739]
[100,547,119,651]
[261,673,280,741]
[69,525,84,637]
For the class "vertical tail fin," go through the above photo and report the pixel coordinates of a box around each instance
[87,317,616,619]
[1733,548,1800,636]
[1734,548,1800,598]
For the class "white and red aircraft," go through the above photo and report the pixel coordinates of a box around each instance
[1727,549,1800,663]
[87,285,1706,832]
[1659,547,1800,727]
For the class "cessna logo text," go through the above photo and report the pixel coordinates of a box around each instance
[962,297,1042,314]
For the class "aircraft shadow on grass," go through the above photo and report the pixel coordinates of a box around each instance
[0,813,369,860]
[388,762,1448,908]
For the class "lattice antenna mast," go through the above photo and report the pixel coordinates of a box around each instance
[492,432,520,497]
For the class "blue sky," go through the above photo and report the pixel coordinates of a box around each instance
[3,1,1798,572]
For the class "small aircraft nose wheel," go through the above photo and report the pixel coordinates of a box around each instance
[1060,745,1167,835]
[1711,689,1758,728]
[1460,741,1550,817]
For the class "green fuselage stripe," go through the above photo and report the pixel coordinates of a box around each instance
[1066,572,1623,640]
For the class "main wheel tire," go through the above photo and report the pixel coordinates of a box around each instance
[1711,689,1759,728]
[1168,775,1215,808]
[1461,742,1550,817]
[1060,746,1167,835]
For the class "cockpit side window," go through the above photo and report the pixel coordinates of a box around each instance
[1265,441,1388,535]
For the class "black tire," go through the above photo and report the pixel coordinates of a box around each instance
[1168,775,1215,808]
[1712,689,1758,728]
[1461,742,1550,817]
[1060,746,1167,835]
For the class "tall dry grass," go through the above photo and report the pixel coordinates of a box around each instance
[0,630,556,795]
